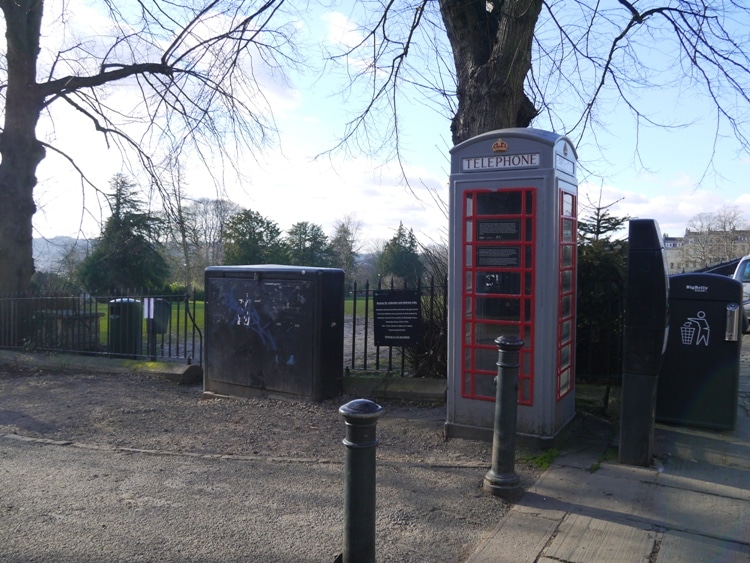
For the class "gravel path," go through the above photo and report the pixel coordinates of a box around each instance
[0,366,543,562]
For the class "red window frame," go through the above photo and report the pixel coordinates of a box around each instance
[556,189,576,400]
[460,188,535,405]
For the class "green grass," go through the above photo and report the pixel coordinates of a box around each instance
[520,448,559,470]
[97,300,205,345]
[344,297,369,316]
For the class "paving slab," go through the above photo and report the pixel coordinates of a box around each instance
[467,336,750,562]
[541,514,656,563]
[465,511,559,563]
[657,530,750,562]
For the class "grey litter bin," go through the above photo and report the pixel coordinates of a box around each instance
[656,273,743,430]
[153,299,171,334]
[144,297,171,334]
[108,298,143,358]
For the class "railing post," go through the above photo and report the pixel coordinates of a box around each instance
[483,335,524,500]
[336,399,383,563]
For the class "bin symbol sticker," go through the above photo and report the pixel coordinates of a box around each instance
[680,311,710,346]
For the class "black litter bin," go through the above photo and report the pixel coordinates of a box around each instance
[656,273,743,430]
[109,298,143,357]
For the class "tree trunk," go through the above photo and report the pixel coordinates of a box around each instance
[0,0,46,294]
[439,0,542,145]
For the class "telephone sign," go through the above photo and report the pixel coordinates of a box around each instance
[446,128,578,442]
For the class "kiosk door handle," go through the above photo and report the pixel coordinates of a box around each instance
[725,303,740,342]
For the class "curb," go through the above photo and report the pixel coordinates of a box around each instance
[0,350,202,385]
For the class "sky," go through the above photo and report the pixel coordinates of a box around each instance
[26,1,750,250]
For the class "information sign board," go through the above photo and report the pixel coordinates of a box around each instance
[373,289,422,347]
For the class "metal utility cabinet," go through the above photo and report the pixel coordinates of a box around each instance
[204,265,345,402]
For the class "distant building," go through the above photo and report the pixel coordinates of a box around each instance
[662,233,686,273]
[663,229,750,274]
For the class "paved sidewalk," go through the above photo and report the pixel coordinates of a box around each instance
[467,339,750,562]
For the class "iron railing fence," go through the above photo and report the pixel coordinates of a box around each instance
[0,274,625,384]
[0,290,203,367]
[345,277,448,378]
[575,275,625,382]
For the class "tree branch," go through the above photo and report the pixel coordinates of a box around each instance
[39,63,174,105]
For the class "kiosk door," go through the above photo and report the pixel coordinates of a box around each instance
[462,188,536,404]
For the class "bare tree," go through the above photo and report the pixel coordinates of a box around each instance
[156,154,196,289]
[329,213,363,287]
[189,198,243,272]
[680,206,750,269]
[326,1,750,168]
[0,0,298,294]
[712,205,750,262]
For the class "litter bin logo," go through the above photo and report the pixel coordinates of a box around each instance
[680,311,710,346]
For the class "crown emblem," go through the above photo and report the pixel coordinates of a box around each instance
[492,139,508,152]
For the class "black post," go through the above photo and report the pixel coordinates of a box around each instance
[337,399,384,563]
[147,318,157,361]
[483,335,523,500]
[619,219,669,466]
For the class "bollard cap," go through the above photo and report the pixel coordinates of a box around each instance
[339,398,384,420]
[495,335,524,350]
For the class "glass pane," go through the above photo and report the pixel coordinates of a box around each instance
[562,193,574,217]
[476,297,520,321]
[525,272,532,294]
[475,374,496,398]
[525,191,533,214]
[465,271,473,292]
[476,246,520,268]
[464,323,472,345]
[477,272,521,295]
[559,368,570,395]
[561,319,571,342]
[561,270,572,292]
[523,326,532,345]
[465,297,472,317]
[525,246,533,269]
[466,220,473,242]
[562,219,575,242]
[476,347,499,373]
[522,352,532,374]
[562,245,573,267]
[465,194,474,217]
[476,191,522,215]
[475,322,519,344]
[524,299,532,322]
[560,343,571,368]
[465,246,473,267]
[525,218,533,241]
[477,219,520,241]
[561,295,571,317]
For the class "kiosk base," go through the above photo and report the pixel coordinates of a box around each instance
[444,413,576,448]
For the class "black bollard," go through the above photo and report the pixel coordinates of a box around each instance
[483,335,523,500]
[337,399,384,563]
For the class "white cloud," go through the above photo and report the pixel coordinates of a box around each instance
[579,176,750,238]
[321,11,363,51]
